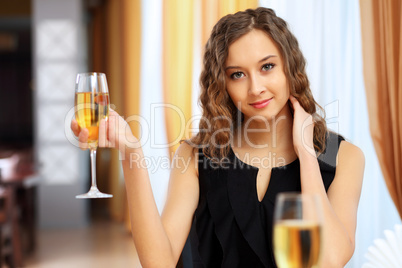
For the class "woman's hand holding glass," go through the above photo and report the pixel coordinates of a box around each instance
[71,108,139,154]
[71,72,140,199]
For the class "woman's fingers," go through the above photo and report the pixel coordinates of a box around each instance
[78,128,89,150]
[99,118,113,148]
[99,110,121,148]
[98,109,129,149]
[289,95,300,109]
[109,108,118,116]
[107,115,116,147]
[72,119,89,150]
[72,112,120,149]
[71,119,80,137]
[289,95,315,156]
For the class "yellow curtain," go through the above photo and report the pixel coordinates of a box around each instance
[121,0,142,230]
[163,0,194,156]
[105,0,125,222]
[360,0,402,218]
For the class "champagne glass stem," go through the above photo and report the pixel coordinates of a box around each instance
[90,148,98,190]
[76,146,112,198]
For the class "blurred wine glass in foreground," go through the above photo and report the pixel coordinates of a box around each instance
[74,72,112,198]
[273,193,322,268]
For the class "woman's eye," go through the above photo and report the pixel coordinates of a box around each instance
[230,72,244,80]
[262,63,275,71]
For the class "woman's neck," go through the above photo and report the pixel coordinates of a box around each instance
[233,105,294,152]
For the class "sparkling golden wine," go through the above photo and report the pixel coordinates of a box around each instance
[274,220,321,268]
[75,92,109,145]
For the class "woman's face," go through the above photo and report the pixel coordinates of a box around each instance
[224,29,290,124]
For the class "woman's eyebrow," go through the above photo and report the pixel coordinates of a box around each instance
[225,55,278,71]
[225,65,241,71]
[259,54,277,62]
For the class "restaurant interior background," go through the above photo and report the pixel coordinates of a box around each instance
[0,0,400,267]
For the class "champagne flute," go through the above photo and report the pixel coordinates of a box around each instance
[74,72,113,198]
[273,193,322,268]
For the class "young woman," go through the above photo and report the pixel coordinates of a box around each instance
[72,7,364,268]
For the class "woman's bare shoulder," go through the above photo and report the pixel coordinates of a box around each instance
[334,140,365,188]
[172,142,199,176]
[338,140,365,166]
[175,141,198,157]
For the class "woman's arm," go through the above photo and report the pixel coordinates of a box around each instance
[122,142,199,267]
[71,111,199,267]
[289,96,364,267]
[297,142,364,267]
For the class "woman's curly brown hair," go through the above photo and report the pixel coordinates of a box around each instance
[189,7,327,159]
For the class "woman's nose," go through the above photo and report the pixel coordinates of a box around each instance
[248,73,265,96]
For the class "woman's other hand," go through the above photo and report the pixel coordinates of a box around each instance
[289,95,315,157]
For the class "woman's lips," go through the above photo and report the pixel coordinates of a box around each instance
[249,98,272,109]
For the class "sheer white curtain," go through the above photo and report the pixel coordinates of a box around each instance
[259,0,401,267]
[139,0,203,214]
[140,0,169,213]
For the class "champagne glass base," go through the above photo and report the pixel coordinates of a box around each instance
[76,186,113,199]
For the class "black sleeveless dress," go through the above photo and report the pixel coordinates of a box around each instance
[189,132,344,268]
